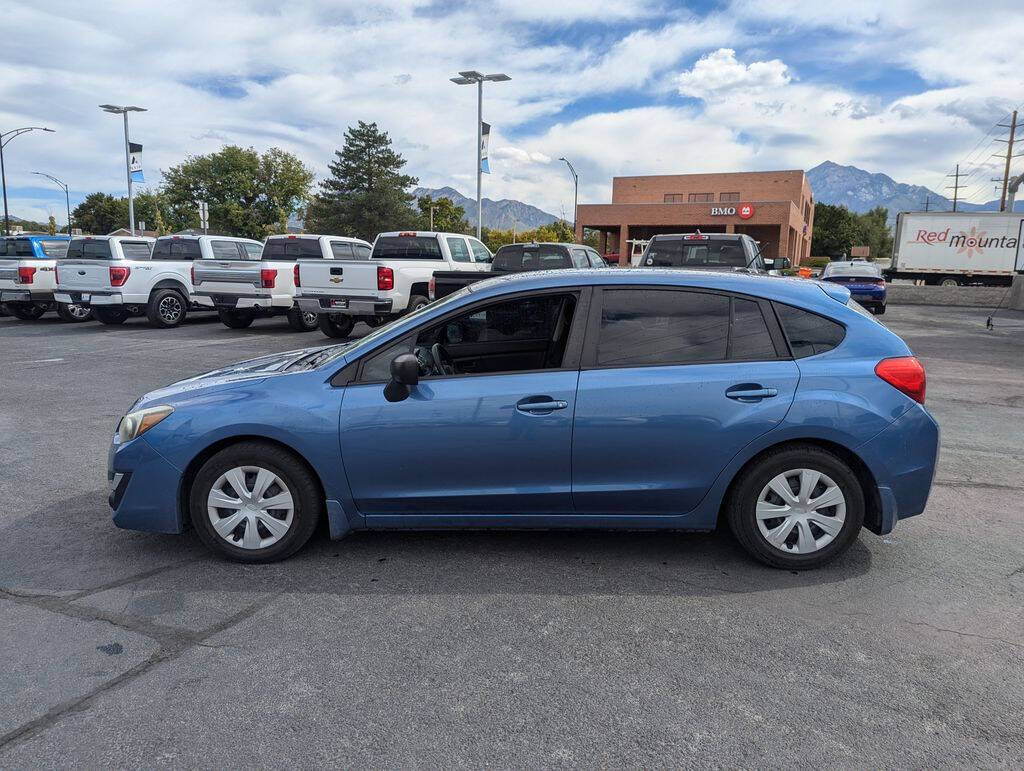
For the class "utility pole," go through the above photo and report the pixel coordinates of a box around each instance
[428,204,436,231]
[995,110,1019,212]
[945,164,966,212]
[920,195,930,212]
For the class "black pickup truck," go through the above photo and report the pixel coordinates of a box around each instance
[430,241,608,300]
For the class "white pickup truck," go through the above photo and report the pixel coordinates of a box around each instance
[56,234,264,328]
[295,231,492,338]
[191,234,363,331]
[0,235,93,322]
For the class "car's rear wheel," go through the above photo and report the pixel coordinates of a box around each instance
[726,445,864,569]
[406,295,429,314]
[190,442,322,563]
[56,303,94,322]
[287,307,319,331]
[147,288,188,328]
[318,314,355,338]
[939,277,960,287]
[94,306,130,325]
[874,304,886,315]
[7,302,47,321]
[218,308,255,329]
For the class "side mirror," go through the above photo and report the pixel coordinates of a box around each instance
[383,353,419,403]
[778,257,792,269]
[763,258,775,268]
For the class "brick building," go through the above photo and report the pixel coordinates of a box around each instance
[575,170,814,265]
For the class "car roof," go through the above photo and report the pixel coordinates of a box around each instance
[651,232,750,240]
[466,268,848,314]
[266,234,370,244]
[70,235,154,242]
[4,234,70,240]
[495,242,574,249]
[376,231,473,238]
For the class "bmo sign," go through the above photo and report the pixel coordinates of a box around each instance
[710,203,755,219]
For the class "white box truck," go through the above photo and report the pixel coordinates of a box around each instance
[885,211,1024,286]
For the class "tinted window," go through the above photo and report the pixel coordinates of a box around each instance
[153,238,202,260]
[372,236,442,260]
[570,248,589,268]
[0,240,8,256]
[242,242,264,258]
[353,244,372,259]
[492,245,523,271]
[731,299,777,360]
[209,240,240,259]
[39,240,69,257]
[330,242,354,259]
[643,237,746,268]
[120,241,152,260]
[66,240,113,259]
[469,239,492,263]
[446,237,471,263]
[598,290,730,366]
[262,238,323,260]
[774,303,846,358]
[14,239,34,257]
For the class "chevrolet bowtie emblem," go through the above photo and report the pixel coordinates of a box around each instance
[330,276,343,283]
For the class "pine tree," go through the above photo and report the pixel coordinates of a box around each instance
[47,215,57,235]
[305,121,418,240]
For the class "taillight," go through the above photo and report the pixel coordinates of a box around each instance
[428,275,436,300]
[109,266,130,287]
[54,264,60,284]
[261,268,277,289]
[190,264,196,285]
[18,266,36,284]
[377,265,394,291]
[875,356,926,404]
[293,263,300,287]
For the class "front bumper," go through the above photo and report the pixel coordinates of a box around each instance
[108,434,185,534]
[296,295,393,315]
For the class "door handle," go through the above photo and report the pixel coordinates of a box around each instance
[725,385,778,402]
[516,397,568,414]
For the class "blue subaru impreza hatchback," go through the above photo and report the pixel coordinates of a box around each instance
[109,269,938,569]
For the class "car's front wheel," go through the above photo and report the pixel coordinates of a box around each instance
[726,445,865,569]
[190,442,322,563]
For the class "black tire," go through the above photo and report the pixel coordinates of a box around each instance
[146,288,188,328]
[56,303,94,322]
[218,308,255,329]
[874,304,886,316]
[939,277,960,287]
[189,441,323,563]
[317,314,355,338]
[725,445,865,570]
[406,294,429,314]
[7,302,47,321]
[94,306,130,325]
[287,306,319,332]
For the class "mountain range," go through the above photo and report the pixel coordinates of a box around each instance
[412,186,560,230]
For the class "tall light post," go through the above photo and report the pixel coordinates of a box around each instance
[33,171,72,235]
[450,70,510,239]
[99,104,147,235]
[559,156,579,239]
[1,126,55,235]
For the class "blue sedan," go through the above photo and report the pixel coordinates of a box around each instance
[109,269,938,569]
[821,261,887,315]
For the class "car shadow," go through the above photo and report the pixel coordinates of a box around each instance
[1,491,872,600]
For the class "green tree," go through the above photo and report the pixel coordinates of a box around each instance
[810,202,858,257]
[47,215,57,235]
[305,121,418,240]
[162,145,313,239]
[416,195,469,233]
[851,206,893,260]
[71,192,124,234]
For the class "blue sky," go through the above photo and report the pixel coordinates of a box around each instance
[3,0,1022,226]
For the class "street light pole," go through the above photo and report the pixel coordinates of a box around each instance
[99,105,147,236]
[450,71,510,240]
[0,126,55,235]
[559,156,579,239]
[32,172,72,235]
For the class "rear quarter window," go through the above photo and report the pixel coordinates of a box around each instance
[773,302,846,358]
[119,241,153,260]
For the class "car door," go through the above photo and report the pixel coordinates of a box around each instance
[572,286,799,514]
[339,289,588,516]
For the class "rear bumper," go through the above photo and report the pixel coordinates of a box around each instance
[54,291,146,306]
[0,289,44,303]
[108,434,184,534]
[296,295,393,315]
[849,288,887,305]
[856,404,940,534]
[195,292,292,310]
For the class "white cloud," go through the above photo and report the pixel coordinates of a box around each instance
[676,49,791,100]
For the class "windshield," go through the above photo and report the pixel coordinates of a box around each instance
[263,238,322,259]
[643,237,747,268]
[373,236,442,260]
[38,240,69,257]
[823,262,880,278]
[66,239,113,259]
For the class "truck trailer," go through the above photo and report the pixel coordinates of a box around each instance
[885,211,1024,286]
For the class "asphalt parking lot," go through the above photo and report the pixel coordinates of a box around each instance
[1,304,1023,767]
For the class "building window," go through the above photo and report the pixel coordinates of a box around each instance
[720,192,740,202]
[688,193,713,202]
[664,194,686,203]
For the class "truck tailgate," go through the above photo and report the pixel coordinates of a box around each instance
[193,260,263,295]
[297,259,380,300]
[57,260,114,291]
[0,258,18,289]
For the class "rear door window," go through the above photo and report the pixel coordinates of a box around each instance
[773,303,846,358]
[353,244,372,259]
[731,299,777,360]
[446,237,472,263]
[570,248,590,268]
[120,241,152,260]
[330,242,354,259]
[153,239,203,260]
[242,242,263,259]
[66,240,113,259]
[262,238,323,260]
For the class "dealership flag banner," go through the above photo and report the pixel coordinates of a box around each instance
[129,142,144,183]
[480,122,490,174]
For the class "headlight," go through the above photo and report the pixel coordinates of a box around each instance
[118,405,174,443]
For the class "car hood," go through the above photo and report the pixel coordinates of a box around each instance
[134,343,344,407]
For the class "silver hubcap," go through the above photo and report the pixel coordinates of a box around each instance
[207,466,294,550]
[68,304,90,319]
[756,468,846,554]
[302,311,317,326]
[159,295,183,322]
